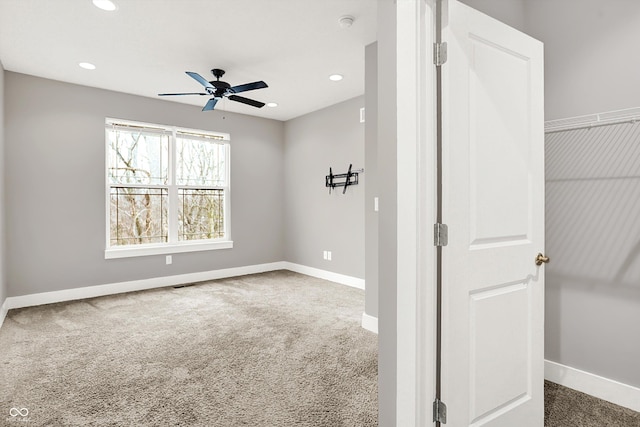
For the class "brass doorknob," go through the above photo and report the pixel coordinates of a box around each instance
[535,253,549,266]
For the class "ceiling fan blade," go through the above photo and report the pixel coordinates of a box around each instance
[228,95,265,108]
[229,81,268,94]
[202,98,218,111]
[158,92,208,96]
[186,71,215,89]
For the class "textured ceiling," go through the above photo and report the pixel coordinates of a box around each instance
[0,0,377,121]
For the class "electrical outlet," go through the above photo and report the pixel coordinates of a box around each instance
[374,197,379,212]
[323,251,328,260]
[166,255,172,265]
[327,251,332,261]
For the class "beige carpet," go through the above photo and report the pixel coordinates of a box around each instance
[544,380,640,427]
[3,270,639,426]
[0,270,378,426]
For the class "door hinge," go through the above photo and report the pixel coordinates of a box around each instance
[433,398,447,423]
[434,42,448,66]
[434,223,448,247]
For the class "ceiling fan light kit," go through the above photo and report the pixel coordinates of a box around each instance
[158,68,268,112]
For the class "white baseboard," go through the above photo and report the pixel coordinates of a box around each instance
[545,359,640,413]
[282,262,365,290]
[0,299,8,329]
[1,261,365,314]
[361,312,378,334]
[4,262,287,310]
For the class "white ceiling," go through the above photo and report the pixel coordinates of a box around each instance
[0,0,377,121]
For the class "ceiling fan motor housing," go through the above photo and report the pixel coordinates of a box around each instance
[211,81,231,97]
[210,69,231,97]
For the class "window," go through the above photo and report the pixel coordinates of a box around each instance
[105,119,231,258]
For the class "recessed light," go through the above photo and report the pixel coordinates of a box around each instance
[79,62,96,70]
[329,74,343,81]
[92,0,118,11]
[266,102,278,108]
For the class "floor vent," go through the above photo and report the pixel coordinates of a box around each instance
[172,283,196,289]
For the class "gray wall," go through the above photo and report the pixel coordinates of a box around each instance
[460,1,640,120]
[0,62,5,308]
[524,0,640,120]
[460,0,526,30]
[364,43,378,318]
[5,72,284,297]
[283,97,365,279]
[377,0,397,425]
[461,0,640,390]
[546,124,640,388]
[522,1,640,388]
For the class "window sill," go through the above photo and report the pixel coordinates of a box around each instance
[105,240,233,259]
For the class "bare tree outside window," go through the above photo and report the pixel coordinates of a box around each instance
[176,133,227,241]
[110,187,168,245]
[178,189,224,240]
[107,121,229,249]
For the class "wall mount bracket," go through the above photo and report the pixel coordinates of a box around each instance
[325,164,363,194]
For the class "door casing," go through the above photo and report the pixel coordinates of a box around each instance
[396,1,437,426]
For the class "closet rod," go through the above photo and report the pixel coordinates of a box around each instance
[546,118,639,134]
[544,117,640,134]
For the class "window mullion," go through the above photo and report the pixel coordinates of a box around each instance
[168,127,179,244]
[225,144,231,240]
[105,127,111,249]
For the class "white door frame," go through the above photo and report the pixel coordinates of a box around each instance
[396,0,438,426]
[395,2,546,425]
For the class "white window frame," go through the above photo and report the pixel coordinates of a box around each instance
[104,118,232,259]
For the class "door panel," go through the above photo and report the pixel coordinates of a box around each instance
[469,35,532,246]
[440,1,545,426]
[470,282,530,421]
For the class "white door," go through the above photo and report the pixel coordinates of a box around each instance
[439,1,545,426]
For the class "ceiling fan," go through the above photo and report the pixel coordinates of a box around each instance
[158,69,268,111]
